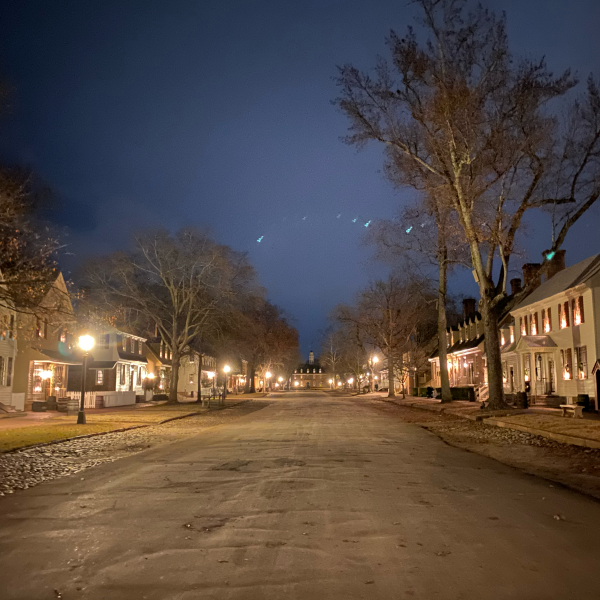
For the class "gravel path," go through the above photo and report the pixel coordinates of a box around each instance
[0,401,269,497]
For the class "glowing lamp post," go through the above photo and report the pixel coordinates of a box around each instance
[77,334,95,424]
[265,371,272,392]
[40,369,52,402]
[370,355,379,392]
[222,365,231,402]
[329,378,333,389]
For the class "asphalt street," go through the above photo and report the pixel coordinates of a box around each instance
[1,392,600,600]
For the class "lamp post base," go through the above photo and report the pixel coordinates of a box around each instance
[77,411,86,425]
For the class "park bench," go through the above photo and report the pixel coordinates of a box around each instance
[560,404,584,419]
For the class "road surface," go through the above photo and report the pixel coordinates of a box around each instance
[1,391,600,599]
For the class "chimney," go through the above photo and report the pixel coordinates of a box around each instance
[522,263,542,290]
[544,249,566,280]
[463,298,476,320]
[510,278,522,296]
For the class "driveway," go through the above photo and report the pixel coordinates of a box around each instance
[1,391,599,599]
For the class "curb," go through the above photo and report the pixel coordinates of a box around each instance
[1,401,249,454]
[485,418,600,450]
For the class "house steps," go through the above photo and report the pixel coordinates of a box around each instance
[0,402,26,418]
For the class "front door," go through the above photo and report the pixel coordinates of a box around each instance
[509,367,514,393]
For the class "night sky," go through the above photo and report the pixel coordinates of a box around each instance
[1,0,599,356]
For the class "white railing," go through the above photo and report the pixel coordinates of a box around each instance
[475,384,489,402]
[65,391,136,408]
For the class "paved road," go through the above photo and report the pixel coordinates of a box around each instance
[2,392,600,600]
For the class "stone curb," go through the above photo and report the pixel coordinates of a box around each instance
[1,400,249,454]
[485,418,600,450]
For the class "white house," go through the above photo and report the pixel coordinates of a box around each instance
[66,325,147,408]
[503,251,600,409]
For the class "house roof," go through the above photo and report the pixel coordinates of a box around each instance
[33,348,81,365]
[117,350,148,364]
[88,361,118,370]
[515,254,600,310]
[516,335,557,350]
[430,334,484,358]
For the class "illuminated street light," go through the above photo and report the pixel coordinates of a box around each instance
[77,334,95,424]
[294,381,299,387]
[40,369,52,402]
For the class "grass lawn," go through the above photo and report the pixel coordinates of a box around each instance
[0,403,208,452]
[497,414,600,443]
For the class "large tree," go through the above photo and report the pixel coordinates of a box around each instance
[335,0,600,408]
[82,228,257,402]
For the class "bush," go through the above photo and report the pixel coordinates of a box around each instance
[151,394,169,401]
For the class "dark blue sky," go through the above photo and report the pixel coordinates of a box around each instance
[1,0,599,356]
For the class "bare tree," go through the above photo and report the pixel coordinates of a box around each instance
[336,276,435,398]
[82,228,257,402]
[368,194,466,401]
[335,0,600,408]
[320,328,345,386]
[232,298,299,392]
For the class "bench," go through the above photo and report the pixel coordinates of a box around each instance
[560,404,584,419]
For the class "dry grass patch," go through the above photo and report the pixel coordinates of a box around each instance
[0,422,130,452]
[496,414,600,443]
[0,404,209,451]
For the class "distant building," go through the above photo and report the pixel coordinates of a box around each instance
[291,351,328,389]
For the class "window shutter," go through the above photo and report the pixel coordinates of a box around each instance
[579,296,585,324]
[564,302,570,327]
[7,357,12,386]
[548,307,552,331]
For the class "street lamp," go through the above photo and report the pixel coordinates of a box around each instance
[265,371,272,391]
[77,334,95,424]
[370,355,379,392]
[222,364,231,401]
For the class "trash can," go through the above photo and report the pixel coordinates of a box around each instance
[516,391,528,409]
[577,394,590,411]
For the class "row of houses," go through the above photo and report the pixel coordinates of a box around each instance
[0,272,245,413]
[426,250,600,409]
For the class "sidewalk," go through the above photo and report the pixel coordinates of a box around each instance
[386,395,600,449]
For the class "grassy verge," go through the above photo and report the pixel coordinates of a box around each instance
[492,414,600,443]
[0,403,210,452]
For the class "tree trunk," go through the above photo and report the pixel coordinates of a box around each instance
[481,298,506,409]
[196,354,203,403]
[169,347,180,403]
[248,363,256,393]
[387,353,396,398]
[437,259,452,402]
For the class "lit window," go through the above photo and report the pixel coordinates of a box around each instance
[96,370,103,385]
[575,346,587,379]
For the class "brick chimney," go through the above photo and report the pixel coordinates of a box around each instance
[544,249,566,280]
[462,298,477,320]
[510,278,522,295]
[522,263,542,290]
